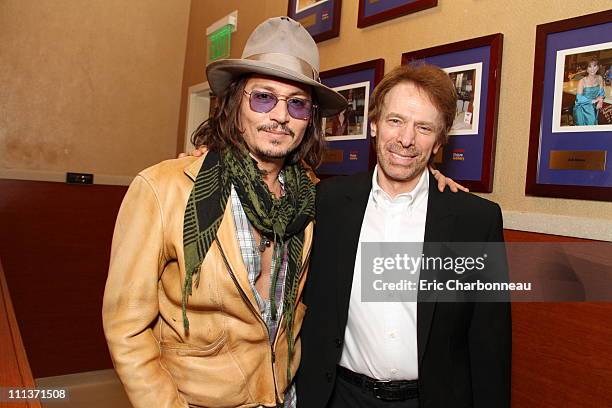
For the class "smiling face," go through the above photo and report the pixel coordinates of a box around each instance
[587,60,599,76]
[239,75,312,165]
[372,81,443,196]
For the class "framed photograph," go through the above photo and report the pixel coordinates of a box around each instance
[552,43,612,133]
[401,33,504,192]
[357,0,437,29]
[287,0,342,43]
[323,81,370,141]
[446,63,483,135]
[526,10,612,201]
[318,59,385,176]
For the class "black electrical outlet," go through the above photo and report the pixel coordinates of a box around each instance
[66,172,94,184]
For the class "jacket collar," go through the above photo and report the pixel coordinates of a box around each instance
[183,153,207,181]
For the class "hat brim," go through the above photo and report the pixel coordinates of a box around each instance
[206,59,348,117]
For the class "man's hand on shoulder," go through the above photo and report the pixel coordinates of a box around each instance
[177,146,207,159]
[430,166,469,193]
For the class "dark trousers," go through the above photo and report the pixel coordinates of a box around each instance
[326,374,419,408]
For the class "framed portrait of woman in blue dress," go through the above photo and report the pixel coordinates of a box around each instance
[526,9,612,202]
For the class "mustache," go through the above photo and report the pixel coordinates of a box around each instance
[257,123,295,137]
[387,143,420,157]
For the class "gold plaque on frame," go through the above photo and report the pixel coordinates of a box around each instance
[323,149,344,164]
[298,14,317,29]
[549,150,607,171]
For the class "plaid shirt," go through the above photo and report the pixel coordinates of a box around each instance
[230,180,297,408]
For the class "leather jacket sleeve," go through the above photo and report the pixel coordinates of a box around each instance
[102,174,187,408]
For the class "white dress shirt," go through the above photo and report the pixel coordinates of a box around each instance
[338,167,429,381]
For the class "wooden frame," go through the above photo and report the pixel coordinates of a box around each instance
[1,259,42,407]
[525,10,612,201]
[357,0,437,29]
[287,0,342,43]
[402,33,504,192]
[317,59,385,176]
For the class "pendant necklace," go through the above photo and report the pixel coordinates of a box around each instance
[258,236,271,252]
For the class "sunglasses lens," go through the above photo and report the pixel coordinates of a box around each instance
[287,98,312,120]
[248,91,313,119]
[249,91,278,113]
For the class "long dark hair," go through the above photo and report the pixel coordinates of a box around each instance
[191,76,326,168]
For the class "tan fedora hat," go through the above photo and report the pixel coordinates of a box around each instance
[206,16,347,117]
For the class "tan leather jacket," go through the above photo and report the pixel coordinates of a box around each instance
[102,154,312,408]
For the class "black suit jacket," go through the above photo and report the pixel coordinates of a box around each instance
[297,171,511,408]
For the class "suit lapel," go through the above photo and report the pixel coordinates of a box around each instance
[418,172,455,365]
[335,172,372,332]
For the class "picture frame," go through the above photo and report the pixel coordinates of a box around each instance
[526,10,612,202]
[357,0,437,29]
[401,33,504,192]
[317,59,385,176]
[287,0,342,43]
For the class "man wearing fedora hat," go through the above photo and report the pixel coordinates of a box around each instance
[102,17,346,408]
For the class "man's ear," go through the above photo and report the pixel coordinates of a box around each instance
[370,121,377,138]
[432,141,442,155]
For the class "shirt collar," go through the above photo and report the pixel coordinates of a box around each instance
[278,170,285,196]
[371,165,429,209]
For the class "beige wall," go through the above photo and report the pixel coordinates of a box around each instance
[179,0,612,239]
[0,0,191,180]
[2,1,609,235]
[176,0,282,150]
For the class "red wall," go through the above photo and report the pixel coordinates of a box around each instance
[505,229,612,407]
[0,179,126,378]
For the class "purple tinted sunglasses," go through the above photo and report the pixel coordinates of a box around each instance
[244,90,316,120]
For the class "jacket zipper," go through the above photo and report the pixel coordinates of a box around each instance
[216,238,312,404]
[215,240,279,403]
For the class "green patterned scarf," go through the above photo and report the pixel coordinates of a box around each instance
[182,147,315,379]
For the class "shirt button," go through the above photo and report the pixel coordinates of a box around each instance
[389,331,397,339]
[391,369,398,375]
